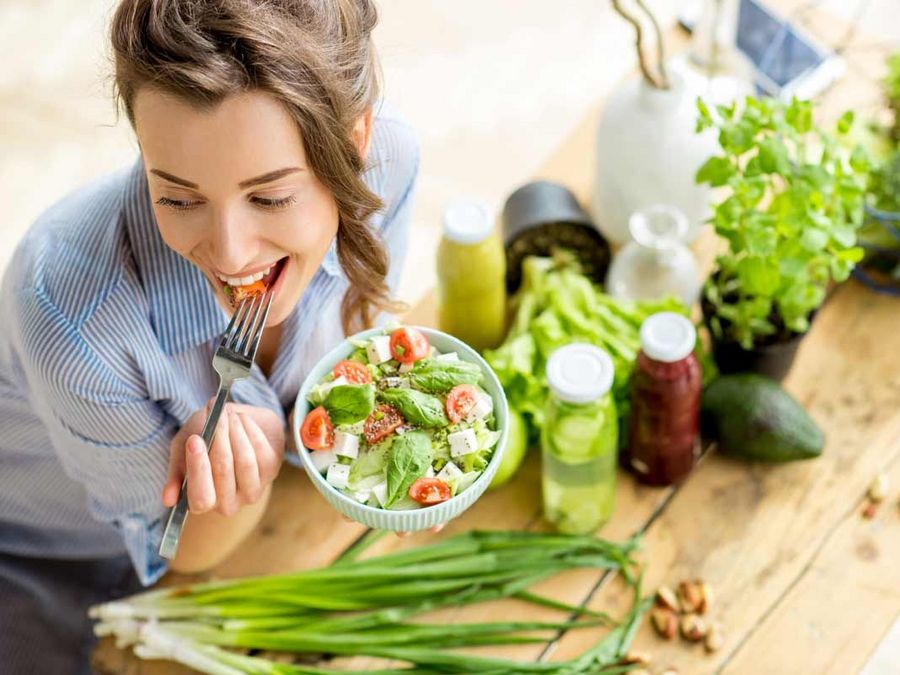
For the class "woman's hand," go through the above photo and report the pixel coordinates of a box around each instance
[162,399,286,516]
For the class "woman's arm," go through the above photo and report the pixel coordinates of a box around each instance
[170,484,272,573]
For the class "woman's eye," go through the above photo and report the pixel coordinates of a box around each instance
[155,196,201,211]
[252,194,297,210]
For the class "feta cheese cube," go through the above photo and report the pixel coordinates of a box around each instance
[372,481,389,507]
[398,362,414,374]
[449,428,479,458]
[326,463,350,489]
[321,375,348,397]
[435,351,459,362]
[366,335,392,364]
[437,461,464,481]
[426,465,435,478]
[352,490,370,503]
[465,393,494,423]
[310,449,338,474]
[333,431,360,459]
[380,376,409,389]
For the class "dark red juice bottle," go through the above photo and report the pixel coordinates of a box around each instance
[627,312,701,486]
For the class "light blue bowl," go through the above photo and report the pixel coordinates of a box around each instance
[291,326,508,532]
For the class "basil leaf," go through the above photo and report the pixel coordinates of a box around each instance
[408,358,481,393]
[378,388,448,428]
[324,384,375,425]
[385,431,432,507]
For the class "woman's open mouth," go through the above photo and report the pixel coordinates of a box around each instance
[217,256,289,307]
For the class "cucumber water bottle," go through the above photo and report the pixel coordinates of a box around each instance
[541,344,618,534]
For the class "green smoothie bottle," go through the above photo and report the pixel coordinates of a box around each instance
[541,343,618,534]
[436,199,507,352]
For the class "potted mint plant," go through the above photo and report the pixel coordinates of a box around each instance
[696,96,870,380]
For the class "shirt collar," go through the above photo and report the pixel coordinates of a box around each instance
[123,157,344,356]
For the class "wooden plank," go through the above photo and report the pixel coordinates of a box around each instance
[723,423,900,675]
[545,281,900,673]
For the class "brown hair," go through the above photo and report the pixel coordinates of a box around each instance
[110,0,405,334]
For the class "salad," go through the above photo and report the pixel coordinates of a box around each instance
[299,326,502,510]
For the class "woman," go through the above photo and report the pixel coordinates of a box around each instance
[0,0,419,671]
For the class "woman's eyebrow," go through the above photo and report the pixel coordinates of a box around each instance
[150,169,198,188]
[148,167,304,190]
[238,167,304,188]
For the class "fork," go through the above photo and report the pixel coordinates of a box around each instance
[159,289,275,560]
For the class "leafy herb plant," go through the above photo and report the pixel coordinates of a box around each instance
[695,96,870,349]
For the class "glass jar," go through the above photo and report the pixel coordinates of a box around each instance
[605,204,701,307]
[437,199,507,352]
[627,312,702,486]
[541,344,618,534]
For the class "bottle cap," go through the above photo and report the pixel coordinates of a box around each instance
[443,199,493,245]
[546,343,615,404]
[640,312,696,363]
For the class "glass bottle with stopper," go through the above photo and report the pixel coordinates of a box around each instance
[605,204,701,307]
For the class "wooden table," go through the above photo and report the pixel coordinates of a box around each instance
[94,8,900,675]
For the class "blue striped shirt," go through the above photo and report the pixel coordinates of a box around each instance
[0,104,419,585]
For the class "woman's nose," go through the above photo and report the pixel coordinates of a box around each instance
[210,209,256,274]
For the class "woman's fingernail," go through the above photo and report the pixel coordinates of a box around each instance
[188,435,204,455]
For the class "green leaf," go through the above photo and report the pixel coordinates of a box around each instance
[800,227,829,252]
[695,97,714,133]
[385,432,432,507]
[758,137,790,174]
[785,98,813,134]
[378,388,449,428]
[324,384,376,425]
[737,256,780,296]
[408,358,482,393]
[836,110,854,134]
[719,120,756,155]
[831,223,857,248]
[696,156,733,187]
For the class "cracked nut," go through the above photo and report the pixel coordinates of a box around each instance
[680,613,708,642]
[705,623,725,653]
[622,650,652,666]
[655,585,680,612]
[862,501,878,520]
[868,474,889,503]
[651,606,678,640]
[678,580,711,614]
[696,580,713,614]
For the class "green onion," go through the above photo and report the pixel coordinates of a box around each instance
[91,530,648,673]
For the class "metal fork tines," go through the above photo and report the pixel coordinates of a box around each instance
[159,289,275,560]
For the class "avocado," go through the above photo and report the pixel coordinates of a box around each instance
[701,374,824,462]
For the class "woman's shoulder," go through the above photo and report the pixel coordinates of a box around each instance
[366,101,421,197]
[5,163,137,329]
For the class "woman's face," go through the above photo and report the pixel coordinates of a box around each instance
[134,89,342,327]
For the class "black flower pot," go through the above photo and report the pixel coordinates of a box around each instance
[701,293,812,382]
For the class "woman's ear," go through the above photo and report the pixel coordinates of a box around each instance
[351,108,374,160]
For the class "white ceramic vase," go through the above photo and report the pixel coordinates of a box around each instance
[593,72,719,245]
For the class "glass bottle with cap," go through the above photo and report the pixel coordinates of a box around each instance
[605,204,701,307]
[627,312,702,486]
[436,199,507,352]
[541,343,618,534]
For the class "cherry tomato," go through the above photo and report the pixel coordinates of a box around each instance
[301,406,334,451]
[364,404,404,445]
[389,327,430,364]
[408,478,452,505]
[332,359,372,384]
[446,384,480,424]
